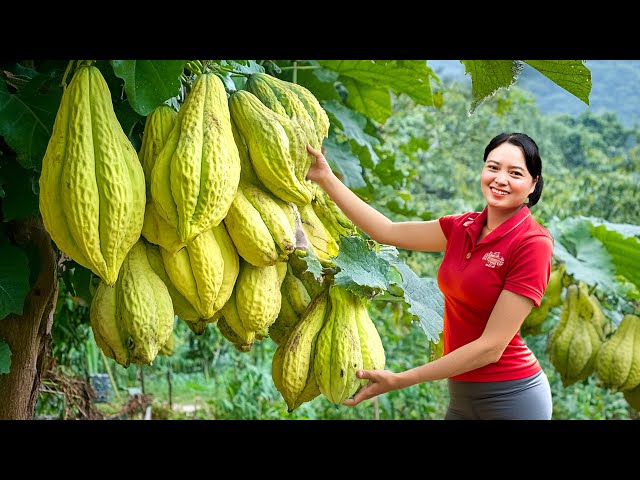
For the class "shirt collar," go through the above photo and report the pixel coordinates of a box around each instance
[465,205,532,242]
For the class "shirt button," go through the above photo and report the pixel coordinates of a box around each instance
[465,252,471,259]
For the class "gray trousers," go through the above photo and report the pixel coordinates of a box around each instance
[445,370,552,420]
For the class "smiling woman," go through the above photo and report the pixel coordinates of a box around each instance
[306,132,555,420]
[478,133,542,240]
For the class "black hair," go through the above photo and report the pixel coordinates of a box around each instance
[483,132,544,207]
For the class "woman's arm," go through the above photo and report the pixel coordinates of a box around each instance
[343,289,535,406]
[307,145,447,252]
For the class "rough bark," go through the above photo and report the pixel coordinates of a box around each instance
[0,215,59,419]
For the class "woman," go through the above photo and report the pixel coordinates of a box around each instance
[306,132,554,420]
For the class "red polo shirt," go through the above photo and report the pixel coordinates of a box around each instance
[437,205,553,382]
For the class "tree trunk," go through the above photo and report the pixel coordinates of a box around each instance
[0,215,59,419]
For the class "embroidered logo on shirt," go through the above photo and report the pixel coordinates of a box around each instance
[482,251,504,268]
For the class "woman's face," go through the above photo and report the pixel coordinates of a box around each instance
[481,142,537,210]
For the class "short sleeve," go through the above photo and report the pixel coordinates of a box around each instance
[438,214,458,240]
[503,234,554,307]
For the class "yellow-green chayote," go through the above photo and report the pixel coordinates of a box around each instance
[228,89,313,206]
[547,283,605,387]
[39,63,145,286]
[353,297,386,389]
[595,314,640,392]
[159,227,227,321]
[151,72,241,244]
[313,285,363,404]
[138,104,177,196]
[223,186,281,267]
[89,240,174,367]
[272,289,328,412]
[234,260,285,333]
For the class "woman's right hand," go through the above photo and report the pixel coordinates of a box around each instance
[342,369,399,407]
[306,144,333,186]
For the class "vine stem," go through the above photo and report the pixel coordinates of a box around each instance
[61,60,96,89]
[211,64,249,77]
[279,65,320,71]
[61,60,75,89]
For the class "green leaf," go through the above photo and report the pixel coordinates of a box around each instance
[0,340,10,374]
[217,61,265,92]
[350,137,380,169]
[296,249,324,281]
[523,60,591,106]
[0,240,31,320]
[340,77,392,124]
[0,156,39,221]
[110,60,186,116]
[323,100,380,166]
[547,217,629,296]
[590,223,640,295]
[219,60,265,75]
[379,246,444,342]
[372,152,406,187]
[70,263,94,306]
[324,100,371,144]
[584,216,640,238]
[333,236,390,296]
[322,136,366,189]
[0,75,62,170]
[317,60,434,124]
[114,100,144,141]
[461,60,523,114]
[295,66,341,103]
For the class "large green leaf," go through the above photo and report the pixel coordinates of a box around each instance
[321,136,366,189]
[0,75,62,170]
[461,60,591,115]
[114,100,144,140]
[0,156,39,221]
[333,235,391,296]
[461,60,523,114]
[317,60,434,124]
[523,60,591,106]
[110,60,186,116]
[0,340,10,374]
[61,261,94,306]
[379,246,444,342]
[330,237,444,341]
[0,240,31,320]
[295,66,341,103]
[547,217,639,298]
[323,99,380,166]
[350,137,380,169]
[339,77,392,125]
[584,216,640,238]
[591,223,640,292]
[323,100,373,145]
